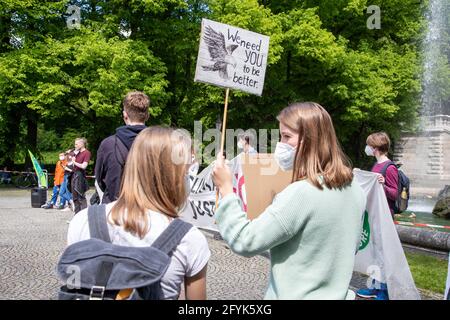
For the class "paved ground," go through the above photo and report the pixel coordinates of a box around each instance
[0,188,445,300]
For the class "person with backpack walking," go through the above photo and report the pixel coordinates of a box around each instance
[63,126,210,300]
[364,132,400,218]
[212,102,366,299]
[357,131,401,300]
[95,91,149,204]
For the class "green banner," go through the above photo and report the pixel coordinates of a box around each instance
[28,150,47,188]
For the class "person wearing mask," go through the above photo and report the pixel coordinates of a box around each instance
[42,153,67,209]
[237,131,257,155]
[356,132,398,300]
[212,102,366,299]
[95,91,150,204]
[364,132,398,217]
[68,126,210,300]
[71,138,91,214]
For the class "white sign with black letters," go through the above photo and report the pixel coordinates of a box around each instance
[194,19,270,96]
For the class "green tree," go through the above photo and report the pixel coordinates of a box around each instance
[0,26,169,165]
[0,0,430,169]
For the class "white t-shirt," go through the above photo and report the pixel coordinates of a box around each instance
[67,202,211,300]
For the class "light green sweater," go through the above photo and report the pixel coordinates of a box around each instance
[215,179,366,300]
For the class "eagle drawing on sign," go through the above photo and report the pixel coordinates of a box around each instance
[202,25,238,80]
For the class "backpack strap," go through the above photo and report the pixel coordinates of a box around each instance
[379,161,396,178]
[88,204,111,243]
[114,135,129,170]
[151,219,193,256]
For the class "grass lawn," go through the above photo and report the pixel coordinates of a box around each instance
[405,251,449,294]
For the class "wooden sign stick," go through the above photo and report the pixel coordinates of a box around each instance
[215,88,230,209]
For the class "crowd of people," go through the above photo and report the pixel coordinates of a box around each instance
[37,91,447,300]
[41,139,91,215]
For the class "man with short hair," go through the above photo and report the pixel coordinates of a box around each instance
[95,91,150,204]
[71,138,91,213]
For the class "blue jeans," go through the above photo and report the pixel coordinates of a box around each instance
[59,175,72,206]
[50,185,60,205]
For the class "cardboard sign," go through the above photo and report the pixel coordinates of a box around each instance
[241,154,292,219]
[194,18,270,96]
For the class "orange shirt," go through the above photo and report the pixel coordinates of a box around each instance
[54,160,67,186]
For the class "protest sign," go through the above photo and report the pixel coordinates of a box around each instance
[241,153,292,219]
[194,18,270,96]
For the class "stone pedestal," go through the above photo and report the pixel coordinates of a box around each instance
[394,115,450,198]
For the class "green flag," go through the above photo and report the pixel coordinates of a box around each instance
[28,150,47,188]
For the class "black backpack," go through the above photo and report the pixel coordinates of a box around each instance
[57,205,192,300]
[379,161,410,213]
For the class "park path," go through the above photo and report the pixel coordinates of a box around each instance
[0,189,443,300]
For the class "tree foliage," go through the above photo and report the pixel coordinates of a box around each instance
[0,0,437,168]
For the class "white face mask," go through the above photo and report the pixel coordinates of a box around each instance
[365,145,375,157]
[59,156,65,161]
[237,140,244,150]
[274,142,296,171]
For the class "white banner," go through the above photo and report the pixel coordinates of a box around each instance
[194,19,270,96]
[353,170,420,300]
[181,158,420,299]
[446,254,450,300]
[182,155,246,230]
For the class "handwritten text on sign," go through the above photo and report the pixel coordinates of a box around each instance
[194,19,270,96]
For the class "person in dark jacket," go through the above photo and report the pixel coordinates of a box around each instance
[95,91,150,203]
[71,138,91,213]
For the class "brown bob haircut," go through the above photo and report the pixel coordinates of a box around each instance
[366,132,390,155]
[277,102,353,190]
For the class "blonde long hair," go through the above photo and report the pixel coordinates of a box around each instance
[110,126,191,239]
[277,102,353,190]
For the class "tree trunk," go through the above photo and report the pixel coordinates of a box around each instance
[286,50,291,82]
[0,12,11,53]
[1,106,22,168]
[25,109,38,168]
[352,123,365,166]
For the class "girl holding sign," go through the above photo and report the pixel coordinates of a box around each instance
[213,102,366,299]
